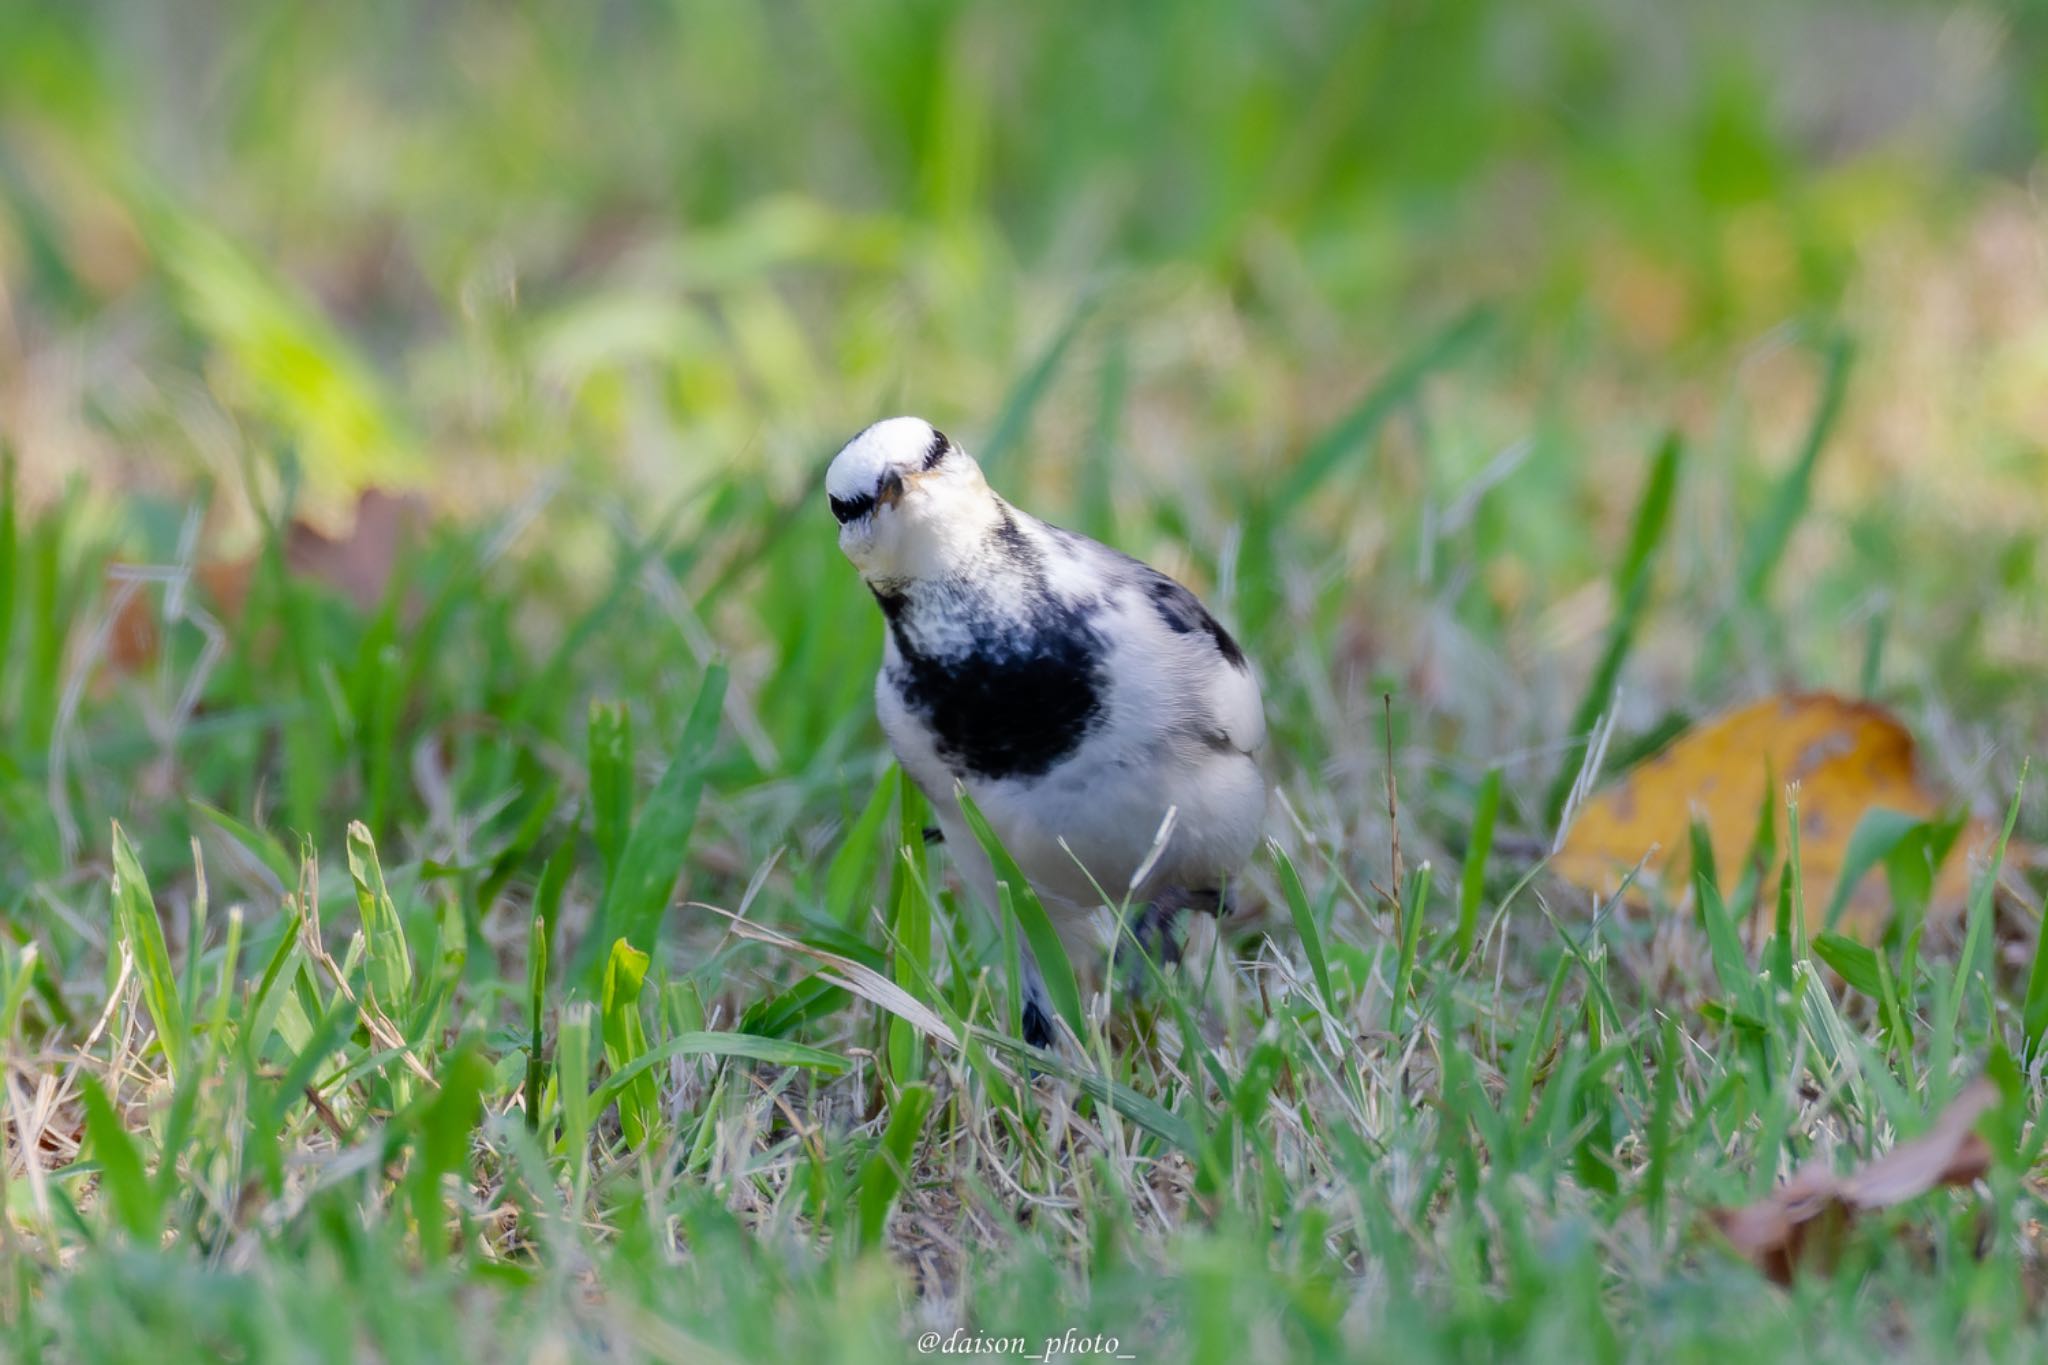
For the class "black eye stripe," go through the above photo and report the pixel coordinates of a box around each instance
[831,429,945,523]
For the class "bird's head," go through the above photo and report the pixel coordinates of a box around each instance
[826,416,1000,584]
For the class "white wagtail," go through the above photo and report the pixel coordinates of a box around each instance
[827,416,1268,1046]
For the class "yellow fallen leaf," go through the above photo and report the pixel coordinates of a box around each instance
[1552,692,1997,941]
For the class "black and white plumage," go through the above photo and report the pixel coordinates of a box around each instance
[827,416,1267,1046]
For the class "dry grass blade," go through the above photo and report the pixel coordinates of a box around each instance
[703,907,1201,1152]
[293,853,438,1088]
[701,906,956,1044]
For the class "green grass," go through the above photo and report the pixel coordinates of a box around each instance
[6,2,2048,1361]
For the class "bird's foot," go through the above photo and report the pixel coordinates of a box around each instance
[1115,886,1224,996]
[1020,962,1057,1049]
[1021,994,1056,1049]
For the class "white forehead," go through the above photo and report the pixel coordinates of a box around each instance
[826,416,942,500]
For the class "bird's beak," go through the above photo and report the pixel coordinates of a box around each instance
[875,469,907,511]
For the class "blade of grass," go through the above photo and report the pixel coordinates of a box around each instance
[822,765,900,926]
[855,1083,932,1249]
[712,911,954,1042]
[588,701,635,888]
[1645,1013,1678,1232]
[1729,766,1779,922]
[967,1026,1198,1154]
[1691,825,1756,1012]
[555,1001,597,1203]
[576,664,727,981]
[708,909,1189,1152]
[1820,807,1929,933]
[1574,999,1621,1194]
[0,944,38,1038]
[346,823,415,1018]
[523,906,548,1133]
[77,1074,156,1240]
[518,490,697,727]
[1272,307,1493,515]
[1543,431,1682,826]
[406,1038,488,1257]
[1882,812,1964,950]
[1874,950,1913,1055]
[1736,334,1853,608]
[20,501,63,754]
[148,1063,204,1218]
[252,986,359,1194]
[887,799,933,1081]
[1782,788,1809,967]
[1860,602,1889,697]
[1813,933,1885,998]
[2013,796,2048,1059]
[188,800,297,892]
[1388,863,1432,1034]
[957,788,1083,1043]
[1271,842,1333,1014]
[1457,768,1502,960]
[0,449,14,706]
[1081,331,1127,541]
[600,938,658,1147]
[593,1031,850,1112]
[1952,768,2024,1044]
[976,295,1096,470]
[111,821,186,1075]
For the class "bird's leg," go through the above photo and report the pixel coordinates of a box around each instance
[1115,885,1224,996]
[1020,955,1056,1049]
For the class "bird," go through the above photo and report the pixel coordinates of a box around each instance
[825,415,1267,1047]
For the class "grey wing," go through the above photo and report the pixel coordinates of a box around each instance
[1024,517,1266,756]
[1126,565,1266,756]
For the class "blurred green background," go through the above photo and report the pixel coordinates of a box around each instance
[8,1,2045,504]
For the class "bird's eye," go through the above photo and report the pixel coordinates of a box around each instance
[829,492,875,524]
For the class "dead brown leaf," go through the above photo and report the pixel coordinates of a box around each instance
[282,487,426,614]
[1553,692,2003,941]
[101,490,425,677]
[104,559,256,675]
[1709,1078,1999,1284]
